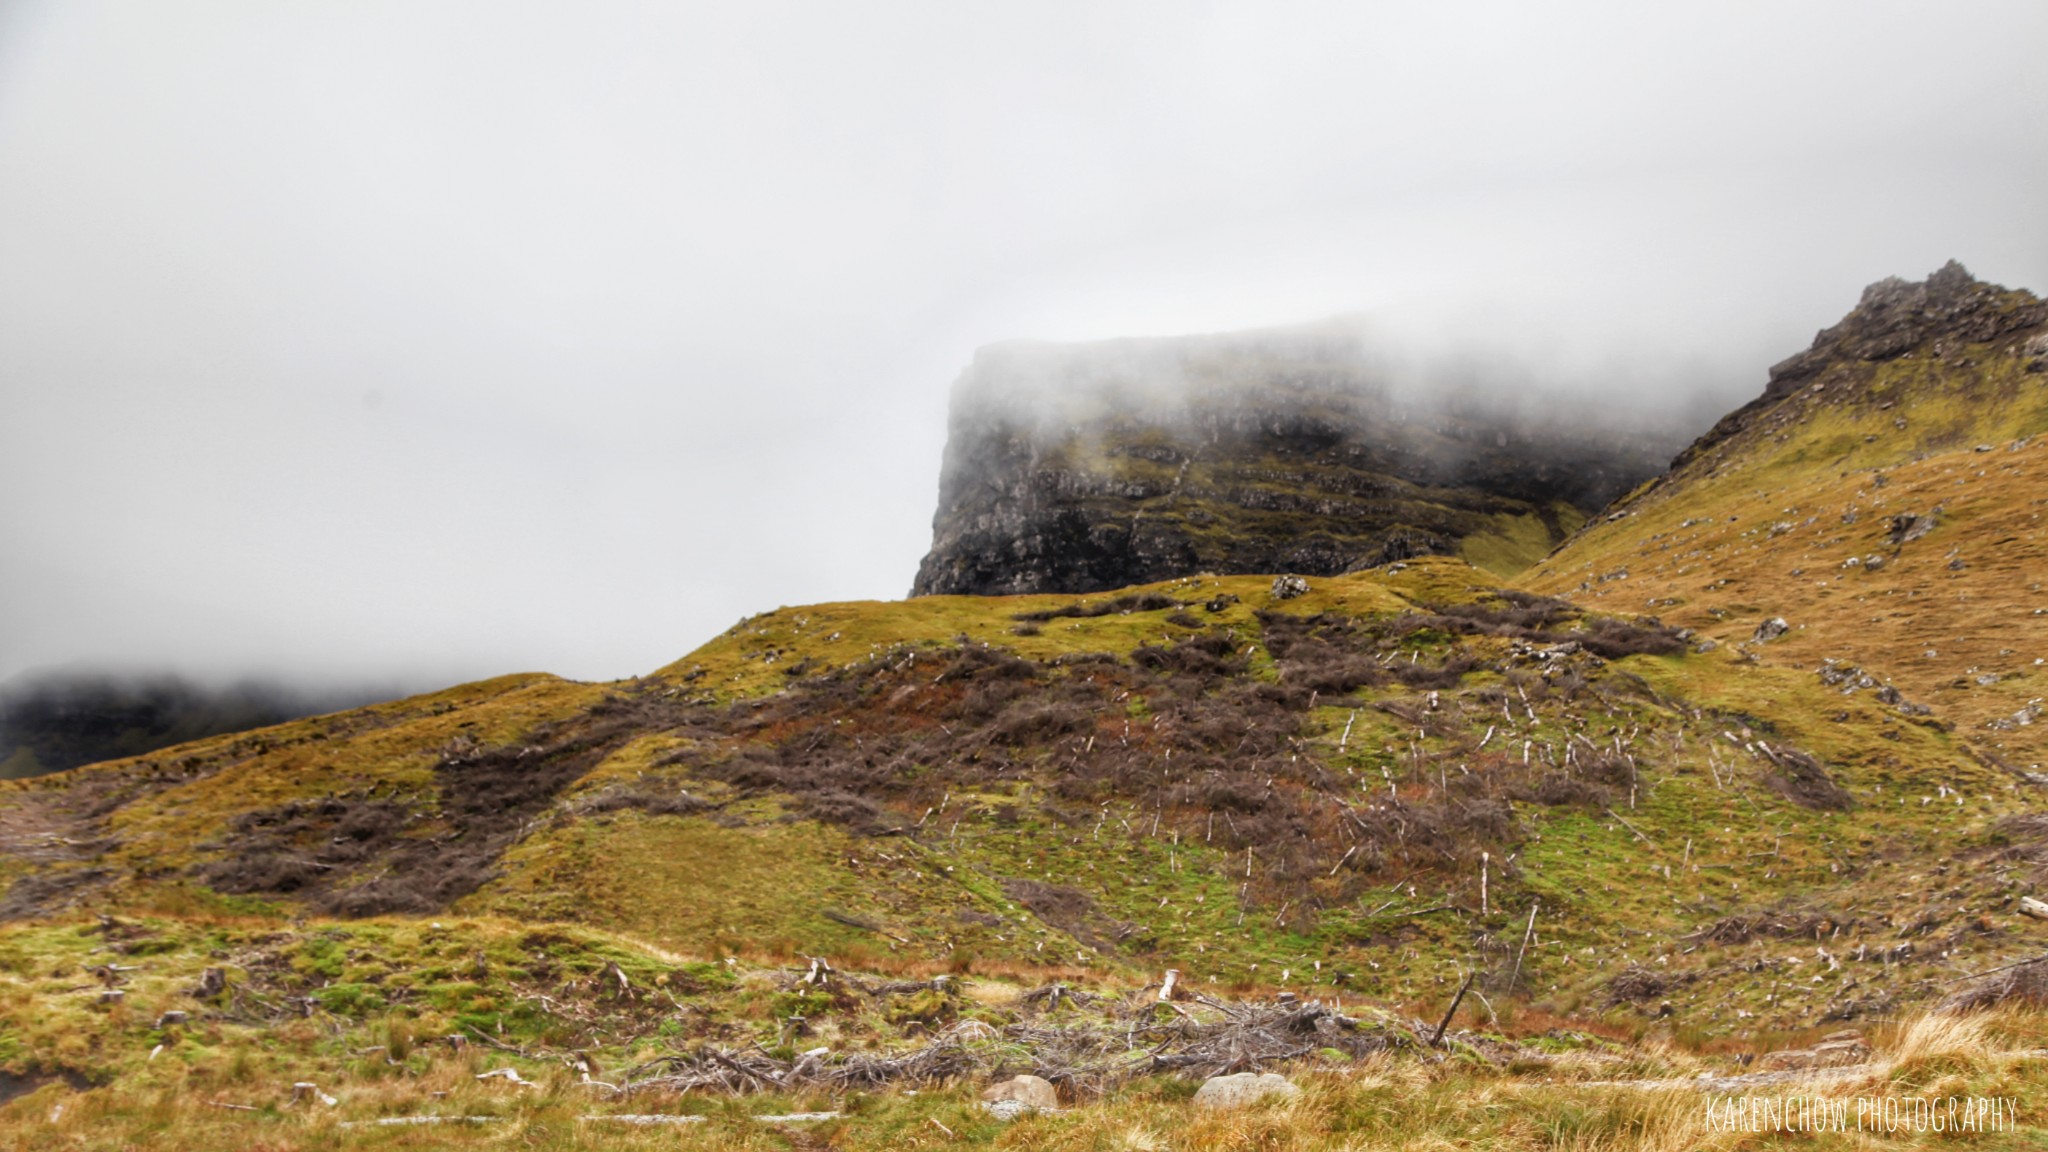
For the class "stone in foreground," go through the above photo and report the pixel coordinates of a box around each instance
[1192,1071,1301,1109]
[980,1074,1059,1120]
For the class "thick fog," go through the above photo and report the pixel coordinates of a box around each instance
[2,1,2044,692]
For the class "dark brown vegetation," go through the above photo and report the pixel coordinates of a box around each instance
[198,695,709,915]
[149,585,1705,952]
[1756,743,1854,811]
[1393,592,1689,660]
[1012,592,1187,623]
[1685,906,1856,947]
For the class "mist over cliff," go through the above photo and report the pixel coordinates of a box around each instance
[913,319,1696,597]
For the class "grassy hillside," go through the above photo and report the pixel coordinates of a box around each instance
[1524,265,2048,778]
[5,264,2048,1145]
[8,558,2046,1030]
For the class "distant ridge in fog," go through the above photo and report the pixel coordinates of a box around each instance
[0,671,400,779]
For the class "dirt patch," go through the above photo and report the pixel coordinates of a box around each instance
[1260,610,1488,694]
[1515,773,1611,808]
[572,782,715,818]
[1358,594,1689,661]
[1130,633,1248,679]
[1985,813,2048,878]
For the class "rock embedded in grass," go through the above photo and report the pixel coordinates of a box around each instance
[1192,1071,1300,1109]
[980,1073,1059,1119]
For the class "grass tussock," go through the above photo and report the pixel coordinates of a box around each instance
[1883,1009,1996,1069]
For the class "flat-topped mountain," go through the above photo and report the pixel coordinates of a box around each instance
[911,323,1684,596]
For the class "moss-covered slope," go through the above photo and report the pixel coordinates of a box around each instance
[1525,261,2048,776]
[6,554,2045,1042]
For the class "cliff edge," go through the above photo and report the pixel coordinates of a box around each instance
[912,322,1681,595]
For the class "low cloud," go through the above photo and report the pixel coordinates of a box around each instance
[0,2,2041,688]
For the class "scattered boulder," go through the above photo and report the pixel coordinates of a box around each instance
[1988,701,2044,731]
[1752,617,1791,643]
[1817,659,1878,693]
[155,1010,188,1029]
[1270,575,1310,601]
[1191,1071,1301,1110]
[1887,511,1938,546]
[980,1074,1058,1120]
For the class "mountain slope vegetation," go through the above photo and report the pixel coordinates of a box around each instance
[5,264,2048,1146]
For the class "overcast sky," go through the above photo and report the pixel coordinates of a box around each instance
[2,1,2044,691]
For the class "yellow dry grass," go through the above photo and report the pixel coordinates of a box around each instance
[1527,436,2048,772]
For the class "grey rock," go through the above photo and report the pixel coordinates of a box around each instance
[1191,1071,1301,1110]
[1888,512,1938,546]
[1270,575,1310,600]
[1752,617,1790,643]
[980,1074,1058,1118]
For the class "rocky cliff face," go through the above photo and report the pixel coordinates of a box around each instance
[912,323,1682,596]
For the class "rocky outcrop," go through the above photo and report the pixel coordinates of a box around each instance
[1668,262,2048,476]
[912,323,1679,596]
